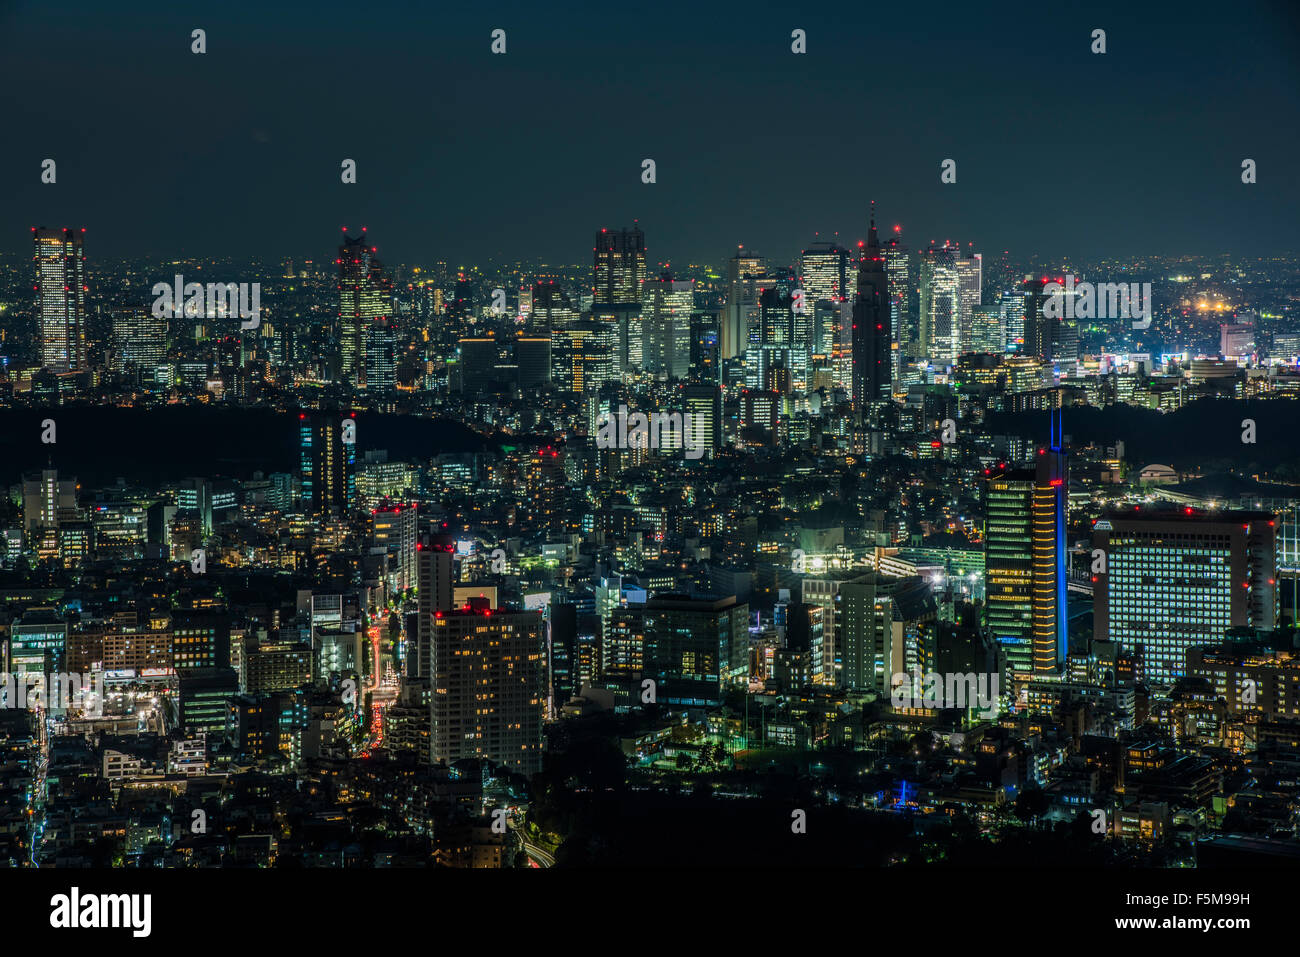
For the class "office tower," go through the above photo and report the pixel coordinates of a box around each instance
[548,602,579,707]
[372,503,417,595]
[178,668,240,734]
[429,605,545,775]
[985,411,1068,677]
[851,208,891,405]
[176,477,237,536]
[172,611,232,673]
[602,607,645,679]
[721,250,765,360]
[1001,290,1026,349]
[1094,507,1278,684]
[458,335,501,393]
[514,335,551,388]
[640,594,749,706]
[1022,276,1079,368]
[337,232,393,389]
[593,226,646,306]
[531,280,578,328]
[641,274,693,380]
[33,227,87,374]
[365,319,396,394]
[413,534,455,680]
[956,249,982,355]
[550,320,615,393]
[919,241,959,365]
[9,610,68,674]
[883,228,913,353]
[21,469,78,534]
[688,309,719,382]
[1220,322,1255,359]
[835,574,936,693]
[593,305,641,373]
[299,412,356,518]
[680,383,722,459]
[111,309,166,377]
[970,304,1005,354]
[801,242,850,300]
[1030,414,1069,676]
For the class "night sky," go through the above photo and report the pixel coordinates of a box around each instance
[2,0,1297,267]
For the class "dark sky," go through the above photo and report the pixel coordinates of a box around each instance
[2,0,1298,268]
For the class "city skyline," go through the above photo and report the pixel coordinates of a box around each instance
[2,1,1298,265]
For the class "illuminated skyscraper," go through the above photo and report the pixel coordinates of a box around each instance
[337,231,393,389]
[593,226,646,307]
[33,227,87,374]
[299,412,356,518]
[550,320,615,393]
[883,227,912,378]
[851,206,890,405]
[956,249,982,356]
[985,411,1068,677]
[531,280,578,329]
[111,309,166,377]
[721,250,765,360]
[429,604,545,775]
[413,532,455,680]
[642,274,693,380]
[800,241,850,316]
[680,383,722,459]
[1022,276,1079,368]
[919,241,959,365]
[371,502,417,595]
[1094,506,1278,683]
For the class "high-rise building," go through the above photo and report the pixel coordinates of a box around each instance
[531,281,578,329]
[372,503,417,595]
[883,228,913,354]
[513,335,551,388]
[800,242,850,315]
[21,469,78,534]
[550,320,615,393]
[1094,506,1278,683]
[593,226,646,307]
[1022,276,1079,368]
[413,534,455,680]
[835,574,936,693]
[919,241,959,366]
[429,604,545,775]
[680,383,722,459]
[640,594,749,706]
[641,274,693,380]
[299,412,356,518]
[365,319,396,394]
[721,250,765,360]
[458,335,501,393]
[111,309,166,377]
[956,249,982,356]
[337,232,393,389]
[985,412,1068,677]
[33,227,87,374]
[851,208,891,405]
[970,304,1005,354]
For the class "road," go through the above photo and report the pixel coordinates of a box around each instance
[508,819,554,868]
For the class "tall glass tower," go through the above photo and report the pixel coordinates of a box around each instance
[33,227,87,374]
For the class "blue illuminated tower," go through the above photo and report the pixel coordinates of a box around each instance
[1031,407,1068,675]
